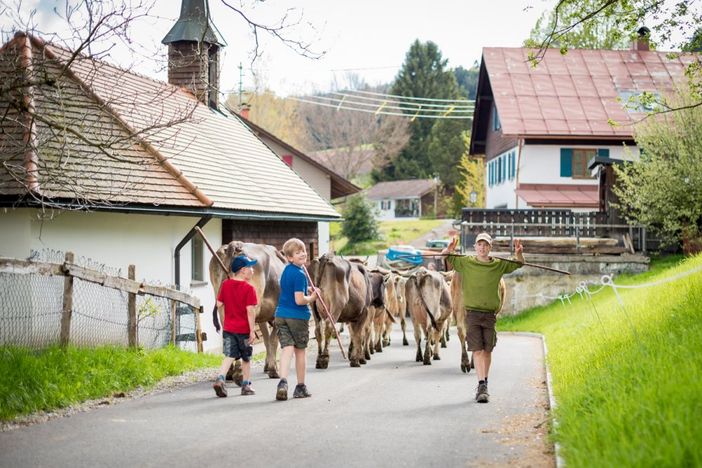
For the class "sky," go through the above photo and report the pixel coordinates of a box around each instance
[1,0,556,97]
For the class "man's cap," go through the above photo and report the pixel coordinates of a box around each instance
[231,255,257,273]
[475,232,493,246]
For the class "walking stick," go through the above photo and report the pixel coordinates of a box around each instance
[194,227,260,339]
[390,252,571,275]
[301,265,347,360]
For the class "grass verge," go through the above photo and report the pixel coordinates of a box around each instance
[498,254,702,467]
[0,345,220,421]
[331,218,448,254]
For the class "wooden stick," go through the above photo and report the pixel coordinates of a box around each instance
[302,265,347,360]
[195,226,227,274]
[389,252,571,275]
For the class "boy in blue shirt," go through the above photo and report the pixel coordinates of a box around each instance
[274,238,317,401]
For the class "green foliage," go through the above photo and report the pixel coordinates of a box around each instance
[453,63,479,99]
[612,90,702,247]
[0,345,220,421]
[524,0,635,50]
[341,194,379,244]
[499,254,702,467]
[453,138,485,215]
[426,122,472,188]
[331,219,446,254]
[376,40,463,182]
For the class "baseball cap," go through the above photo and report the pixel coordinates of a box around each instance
[475,232,493,246]
[231,255,257,273]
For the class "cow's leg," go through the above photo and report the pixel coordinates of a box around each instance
[414,324,423,362]
[321,321,333,369]
[382,315,393,347]
[315,317,326,369]
[432,326,442,360]
[440,321,448,348]
[259,322,279,378]
[401,316,409,346]
[231,359,244,386]
[457,322,470,373]
[423,328,433,365]
[373,312,384,352]
[348,321,363,367]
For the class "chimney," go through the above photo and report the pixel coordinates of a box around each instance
[162,0,226,108]
[632,26,650,51]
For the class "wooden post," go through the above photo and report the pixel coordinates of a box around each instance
[170,300,177,346]
[59,251,75,348]
[127,264,137,348]
[195,305,204,353]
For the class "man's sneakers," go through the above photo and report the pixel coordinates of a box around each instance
[293,383,312,399]
[241,381,255,396]
[213,375,227,398]
[276,378,288,401]
[475,380,489,403]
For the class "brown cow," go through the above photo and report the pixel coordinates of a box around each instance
[382,272,408,346]
[404,267,453,365]
[209,241,286,383]
[366,270,387,355]
[309,254,371,368]
[451,273,506,373]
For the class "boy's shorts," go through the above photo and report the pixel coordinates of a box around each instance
[275,317,309,349]
[222,331,253,361]
[465,310,498,352]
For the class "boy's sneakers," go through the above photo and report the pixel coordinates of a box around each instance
[241,382,255,396]
[475,381,489,403]
[293,384,312,399]
[213,376,227,398]
[276,379,288,401]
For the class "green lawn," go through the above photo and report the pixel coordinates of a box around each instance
[498,254,702,467]
[331,218,448,254]
[0,345,221,421]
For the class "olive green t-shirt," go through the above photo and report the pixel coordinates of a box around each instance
[449,255,522,312]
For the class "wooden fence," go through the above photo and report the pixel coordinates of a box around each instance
[0,252,205,351]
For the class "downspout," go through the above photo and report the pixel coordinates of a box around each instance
[175,215,213,290]
[19,33,40,194]
[514,137,524,209]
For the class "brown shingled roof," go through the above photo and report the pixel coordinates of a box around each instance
[365,179,436,200]
[479,47,696,139]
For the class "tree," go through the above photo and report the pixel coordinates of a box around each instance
[341,194,379,244]
[525,0,635,50]
[426,119,472,189]
[376,40,463,181]
[454,137,485,215]
[454,63,479,100]
[526,0,702,114]
[612,89,702,249]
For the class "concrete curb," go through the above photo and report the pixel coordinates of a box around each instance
[503,331,564,468]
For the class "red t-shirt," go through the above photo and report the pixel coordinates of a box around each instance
[216,279,258,334]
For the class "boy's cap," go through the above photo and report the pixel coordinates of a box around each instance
[231,255,257,273]
[475,232,493,246]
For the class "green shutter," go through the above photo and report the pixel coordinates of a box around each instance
[598,148,610,158]
[560,148,573,177]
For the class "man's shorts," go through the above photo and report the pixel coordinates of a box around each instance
[222,331,253,361]
[275,317,310,349]
[465,310,498,352]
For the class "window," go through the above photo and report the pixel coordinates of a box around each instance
[380,200,391,210]
[560,148,596,179]
[492,105,501,131]
[191,236,204,281]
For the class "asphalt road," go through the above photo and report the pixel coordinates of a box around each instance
[0,328,554,468]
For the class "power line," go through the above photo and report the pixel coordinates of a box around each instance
[331,91,474,110]
[288,96,473,120]
[351,88,474,104]
[305,93,473,114]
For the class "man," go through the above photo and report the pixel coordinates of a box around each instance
[442,232,524,403]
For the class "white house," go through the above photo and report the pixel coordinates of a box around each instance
[0,2,340,352]
[365,179,438,220]
[470,38,696,211]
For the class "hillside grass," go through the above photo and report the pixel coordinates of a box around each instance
[331,218,447,254]
[0,345,220,421]
[498,254,702,467]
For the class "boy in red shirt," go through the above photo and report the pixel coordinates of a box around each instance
[213,255,258,397]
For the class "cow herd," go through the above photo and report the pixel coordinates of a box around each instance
[209,241,505,385]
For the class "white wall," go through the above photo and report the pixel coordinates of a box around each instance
[0,208,223,353]
[485,143,640,209]
[374,199,395,220]
[318,221,330,254]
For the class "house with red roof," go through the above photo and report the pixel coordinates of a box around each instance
[0,1,342,351]
[470,35,696,211]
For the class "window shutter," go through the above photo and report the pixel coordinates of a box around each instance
[598,148,610,158]
[560,148,573,177]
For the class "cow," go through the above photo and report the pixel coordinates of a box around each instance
[367,269,387,354]
[209,241,286,384]
[382,272,408,346]
[404,267,453,365]
[451,272,506,373]
[309,254,371,368]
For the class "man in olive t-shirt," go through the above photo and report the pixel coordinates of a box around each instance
[443,232,524,403]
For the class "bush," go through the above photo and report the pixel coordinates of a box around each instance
[341,194,379,244]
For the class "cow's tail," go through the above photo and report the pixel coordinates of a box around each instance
[417,281,439,331]
[212,304,221,332]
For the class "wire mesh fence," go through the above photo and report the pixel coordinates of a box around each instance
[0,249,202,351]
